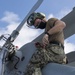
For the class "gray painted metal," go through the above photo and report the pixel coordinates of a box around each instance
[16,0,43,32]
[4,42,75,75]
[3,5,75,75]
[62,7,75,39]
[1,0,44,75]
[4,42,37,75]
[10,0,43,42]
[33,7,75,42]
[66,51,75,67]
[42,63,75,75]
[67,51,75,63]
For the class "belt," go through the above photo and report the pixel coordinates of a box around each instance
[50,41,64,49]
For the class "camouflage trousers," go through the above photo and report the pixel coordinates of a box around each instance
[25,44,67,75]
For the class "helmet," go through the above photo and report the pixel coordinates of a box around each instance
[27,12,45,27]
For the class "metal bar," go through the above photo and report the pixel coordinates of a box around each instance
[10,0,43,42]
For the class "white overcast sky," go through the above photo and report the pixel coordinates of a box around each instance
[0,0,75,54]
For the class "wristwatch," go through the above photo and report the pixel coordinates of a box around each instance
[45,32,51,36]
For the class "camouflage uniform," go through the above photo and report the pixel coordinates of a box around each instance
[25,43,67,75]
[25,18,67,75]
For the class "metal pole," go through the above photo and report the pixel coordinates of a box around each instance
[10,0,43,42]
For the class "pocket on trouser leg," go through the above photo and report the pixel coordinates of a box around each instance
[32,68,42,75]
[51,54,67,64]
[50,45,64,55]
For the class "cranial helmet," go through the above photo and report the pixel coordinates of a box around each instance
[27,12,45,26]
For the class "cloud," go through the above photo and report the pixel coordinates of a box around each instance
[0,11,20,24]
[0,11,44,48]
[0,9,75,54]
[64,40,75,54]
[47,8,71,19]
[47,14,54,19]
[55,8,71,19]
[13,24,44,48]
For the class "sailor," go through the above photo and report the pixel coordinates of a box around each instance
[25,12,67,75]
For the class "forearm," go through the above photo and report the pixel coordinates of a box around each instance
[48,25,62,35]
